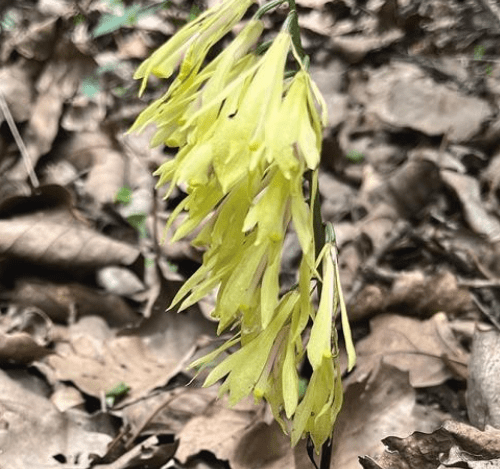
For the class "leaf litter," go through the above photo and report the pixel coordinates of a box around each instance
[0,0,500,467]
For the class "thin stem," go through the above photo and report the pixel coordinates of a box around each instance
[255,0,286,19]
[320,438,333,469]
[308,170,325,264]
[262,3,334,466]
[286,0,306,64]
[0,90,39,188]
[306,171,333,469]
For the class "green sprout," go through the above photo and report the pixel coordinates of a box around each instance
[92,0,172,37]
[73,13,86,25]
[188,4,203,22]
[474,45,485,60]
[346,150,364,163]
[92,4,142,37]
[473,45,492,75]
[127,213,147,238]
[105,381,130,407]
[115,186,133,205]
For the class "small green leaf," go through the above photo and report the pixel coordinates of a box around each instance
[92,4,142,37]
[73,13,86,25]
[188,5,202,22]
[346,150,364,163]
[81,75,101,98]
[474,45,485,60]
[107,0,124,8]
[127,213,148,238]
[115,186,132,204]
[105,381,130,406]
[106,381,130,398]
[92,13,125,37]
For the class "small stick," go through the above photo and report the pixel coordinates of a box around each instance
[0,90,39,187]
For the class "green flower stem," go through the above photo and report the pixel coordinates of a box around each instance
[286,0,307,65]
[308,170,325,270]
[290,0,330,461]
[255,0,286,19]
[296,8,330,463]
[307,172,333,469]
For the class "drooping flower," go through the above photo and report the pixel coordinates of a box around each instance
[133,0,256,95]
[130,0,355,454]
[129,18,265,148]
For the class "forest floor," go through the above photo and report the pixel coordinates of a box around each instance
[1,0,500,468]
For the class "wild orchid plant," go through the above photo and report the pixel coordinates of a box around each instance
[129,0,355,457]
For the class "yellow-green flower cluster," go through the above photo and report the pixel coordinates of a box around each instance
[129,0,355,453]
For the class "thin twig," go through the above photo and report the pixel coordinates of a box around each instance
[0,90,39,187]
[125,388,186,450]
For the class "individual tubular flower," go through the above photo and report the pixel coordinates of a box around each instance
[267,69,325,172]
[134,0,256,95]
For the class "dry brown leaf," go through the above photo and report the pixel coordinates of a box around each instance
[349,270,474,322]
[467,325,500,429]
[176,396,270,468]
[299,9,335,35]
[361,63,492,141]
[120,386,219,441]
[352,313,469,387]
[442,170,500,243]
[9,40,96,179]
[7,278,138,326]
[0,331,51,365]
[482,151,500,203]
[42,304,214,405]
[0,210,141,271]
[232,420,296,469]
[62,131,127,205]
[0,61,37,123]
[333,29,404,62]
[296,0,333,7]
[389,270,473,317]
[331,362,448,469]
[0,368,112,469]
[11,17,59,61]
[361,420,500,469]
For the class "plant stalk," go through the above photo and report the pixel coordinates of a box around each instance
[307,170,333,469]
[292,2,332,465]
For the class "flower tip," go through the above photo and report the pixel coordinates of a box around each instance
[253,388,265,400]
